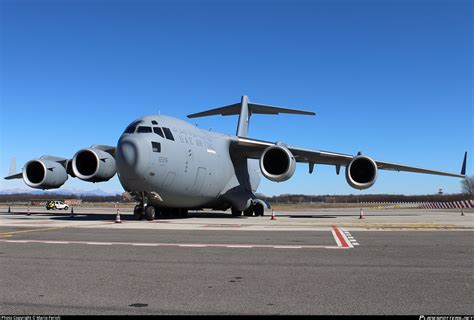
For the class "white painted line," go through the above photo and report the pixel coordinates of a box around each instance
[331,229,343,247]
[338,229,354,248]
[206,149,216,154]
[86,242,113,245]
[273,246,302,249]
[353,243,360,246]
[43,241,69,244]
[178,244,208,247]
[131,243,160,247]
[226,245,254,248]
[5,240,29,243]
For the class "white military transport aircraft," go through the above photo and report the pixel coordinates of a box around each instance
[5,96,467,220]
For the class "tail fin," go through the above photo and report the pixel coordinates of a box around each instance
[187,95,315,137]
[461,151,467,176]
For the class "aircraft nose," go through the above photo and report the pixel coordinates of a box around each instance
[116,136,150,180]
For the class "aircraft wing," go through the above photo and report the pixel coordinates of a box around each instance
[4,145,116,180]
[231,136,467,178]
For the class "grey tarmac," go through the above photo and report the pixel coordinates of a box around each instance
[0,206,472,315]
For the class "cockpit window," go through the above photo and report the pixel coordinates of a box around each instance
[151,120,158,125]
[162,127,174,141]
[153,127,164,138]
[137,126,152,133]
[123,121,141,134]
[151,141,161,153]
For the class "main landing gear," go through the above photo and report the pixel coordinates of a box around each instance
[134,205,188,221]
[232,203,265,217]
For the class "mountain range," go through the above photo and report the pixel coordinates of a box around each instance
[0,188,120,196]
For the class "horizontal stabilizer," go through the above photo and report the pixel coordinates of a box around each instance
[188,95,315,137]
[5,173,23,180]
[187,101,315,118]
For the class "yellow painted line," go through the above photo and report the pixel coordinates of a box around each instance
[0,226,65,236]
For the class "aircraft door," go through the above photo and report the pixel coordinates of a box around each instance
[191,167,206,194]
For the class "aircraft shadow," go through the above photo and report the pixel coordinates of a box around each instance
[42,211,251,221]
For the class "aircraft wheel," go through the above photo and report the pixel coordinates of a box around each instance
[231,208,242,216]
[243,207,253,217]
[254,204,264,216]
[145,206,155,221]
[134,205,144,220]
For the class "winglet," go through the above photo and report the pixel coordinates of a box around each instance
[461,151,467,176]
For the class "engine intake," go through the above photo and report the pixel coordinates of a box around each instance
[22,159,68,189]
[345,155,378,190]
[259,145,296,182]
[72,148,116,182]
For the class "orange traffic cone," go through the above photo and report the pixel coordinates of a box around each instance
[359,208,364,219]
[115,208,122,223]
[270,209,276,220]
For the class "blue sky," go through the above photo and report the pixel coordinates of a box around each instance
[1,0,472,196]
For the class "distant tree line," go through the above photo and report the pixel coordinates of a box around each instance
[2,183,473,205]
[260,193,473,204]
[0,193,130,203]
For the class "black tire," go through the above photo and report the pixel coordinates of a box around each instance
[134,205,144,220]
[231,208,242,216]
[243,207,254,217]
[254,204,264,216]
[145,206,155,221]
[64,206,69,210]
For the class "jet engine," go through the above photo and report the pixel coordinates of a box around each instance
[72,148,116,182]
[22,159,68,189]
[345,155,378,190]
[259,145,296,182]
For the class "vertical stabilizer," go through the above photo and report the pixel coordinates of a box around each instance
[236,95,250,137]
[9,157,17,176]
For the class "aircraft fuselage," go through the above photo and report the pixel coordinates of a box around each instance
[116,115,261,210]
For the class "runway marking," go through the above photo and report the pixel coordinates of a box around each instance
[43,241,69,244]
[86,242,113,245]
[0,239,353,250]
[331,226,353,248]
[0,227,65,236]
[340,227,359,246]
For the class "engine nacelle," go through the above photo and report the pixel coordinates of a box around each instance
[22,159,68,189]
[259,145,296,182]
[72,148,116,182]
[345,155,378,190]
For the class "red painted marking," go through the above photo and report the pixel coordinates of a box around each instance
[332,226,349,248]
